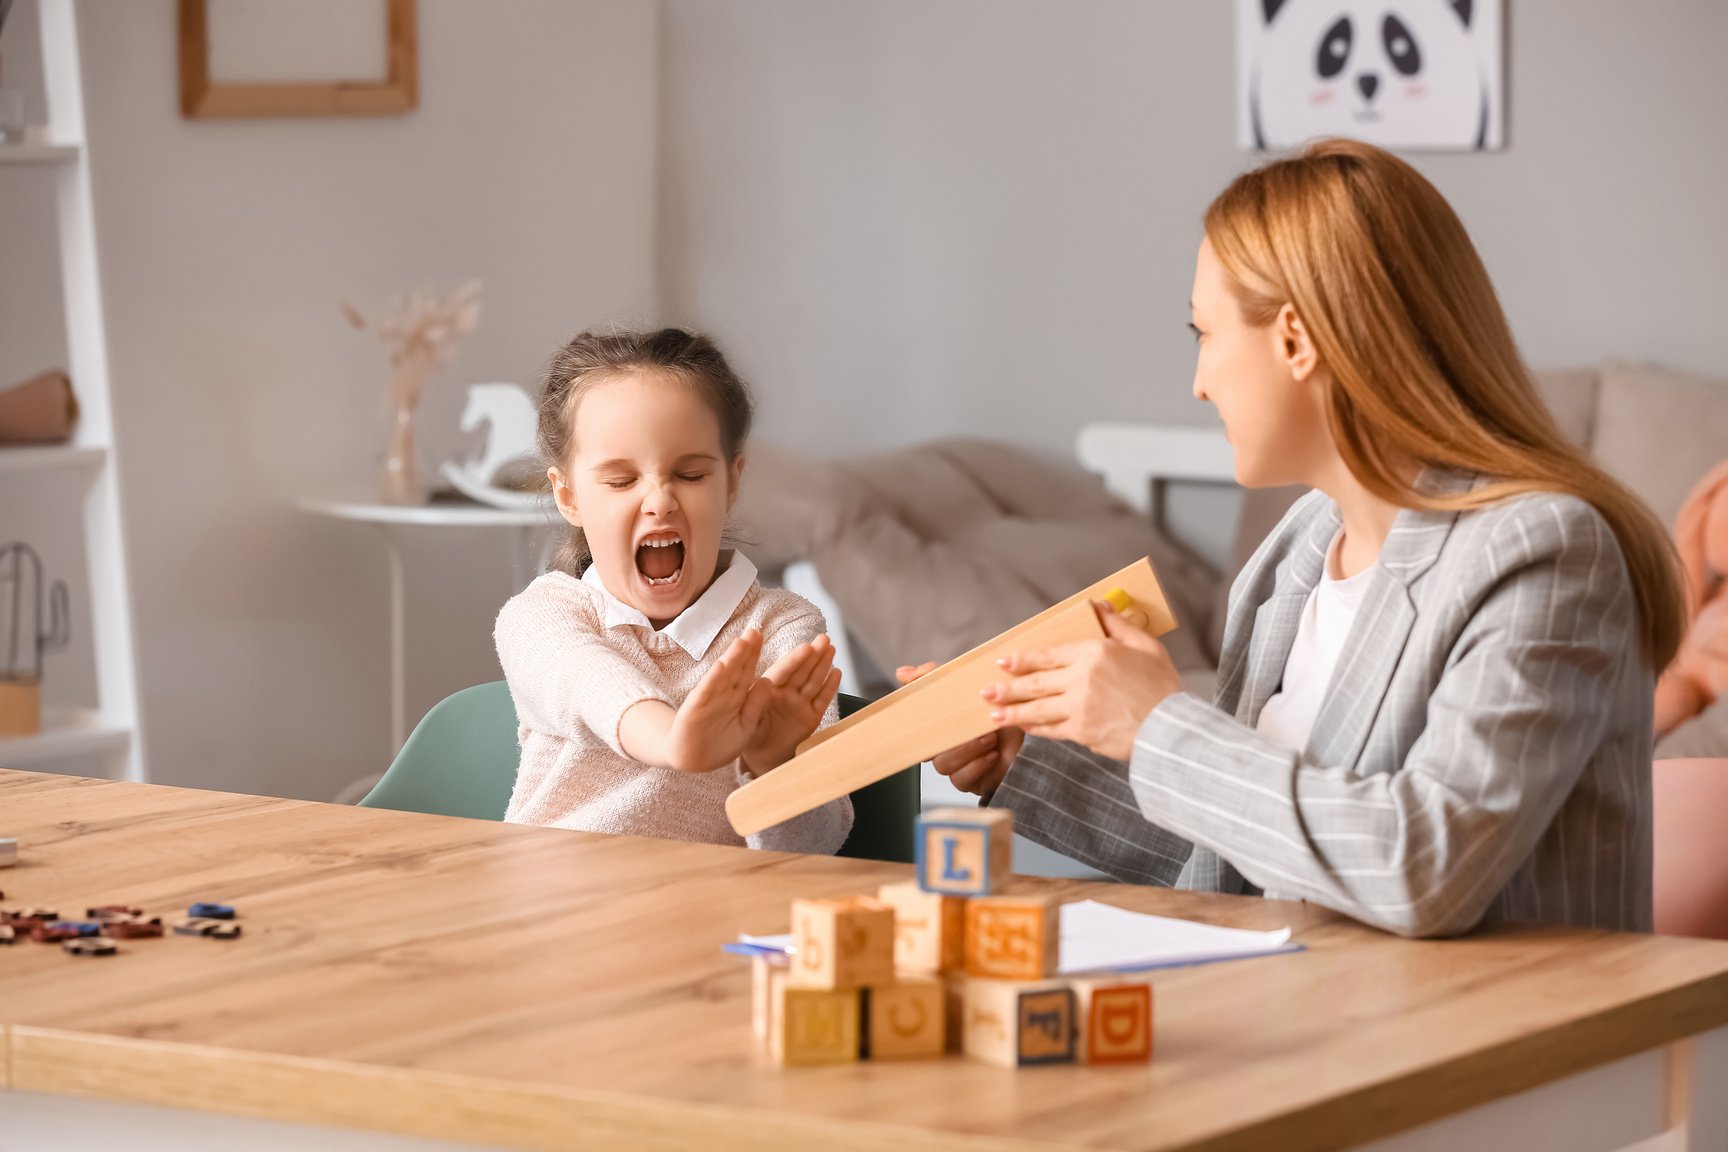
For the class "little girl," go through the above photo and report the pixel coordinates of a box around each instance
[495,327,852,853]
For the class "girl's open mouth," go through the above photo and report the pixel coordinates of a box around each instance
[636,535,685,586]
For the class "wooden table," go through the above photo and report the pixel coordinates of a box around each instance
[3,769,1727,1152]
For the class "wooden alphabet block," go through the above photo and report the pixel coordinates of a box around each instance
[877,880,965,972]
[726,558,1176,836]
[862,974,946,1060]
[769,982,862,1066]
[788,896,895,990]
[1073,978,1154,1064]
[964,894,1060,980]
[960,978,1077,1068]
[942,974,966,1054]
[751,955,788,1048]
[917,808,1013,897]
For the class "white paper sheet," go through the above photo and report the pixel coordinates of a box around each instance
[733,898,1299,974]
[1055,899,1295,973]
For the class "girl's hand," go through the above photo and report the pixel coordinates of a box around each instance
[741,634,843,777]
[981,603,1183,763]
[662,629,773,773]
[895,662,1024,802]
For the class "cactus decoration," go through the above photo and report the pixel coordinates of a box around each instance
[0,542,70,737]
[1,541,70,684]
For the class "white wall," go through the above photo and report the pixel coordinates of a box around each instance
[7,0,1726,801]
[2,0,659,799]
[658,0,1728,457]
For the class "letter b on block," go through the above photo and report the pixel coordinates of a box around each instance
[789,897,895,990]
[916,807,1013,897]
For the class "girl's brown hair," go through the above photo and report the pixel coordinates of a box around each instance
[1205,137,1685,671]
[537,327,754,575]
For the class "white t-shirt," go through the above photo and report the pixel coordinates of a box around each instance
[1255,531,1376,755]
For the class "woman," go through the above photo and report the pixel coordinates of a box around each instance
[909,139,1685,938]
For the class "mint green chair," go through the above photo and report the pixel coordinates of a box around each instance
[359,681,518,820]
[359,683,919,863]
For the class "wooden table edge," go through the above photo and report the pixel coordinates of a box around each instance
[3,1024,1093,1152]
[7,963,1728,1152]
[1178,971,1728,1152]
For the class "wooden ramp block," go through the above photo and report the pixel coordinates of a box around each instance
[877,881,966,972]
[726,557,1175,837]
[1073,978,1154,1065]
[964,894,1060,981]
[961,978,1078,1068]
[916,808,1013,897]
[788,897,895,990]
[863,974,946,1060]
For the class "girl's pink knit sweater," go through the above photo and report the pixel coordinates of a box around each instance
[495,561,852,853]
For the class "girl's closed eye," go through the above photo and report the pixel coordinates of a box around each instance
[603,476,636,490]
[677,472,710,483]
[1188,321,1204,342]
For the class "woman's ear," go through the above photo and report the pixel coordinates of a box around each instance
[549,467,582,529]
[1276,302,1321,383]
[727,453,747,511]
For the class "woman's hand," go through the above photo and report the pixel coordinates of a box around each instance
[895,662,1025,801]
[741,634,843,777]
[982,603,1184,763]
[658,628,772,773]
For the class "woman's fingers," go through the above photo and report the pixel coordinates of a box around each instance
[1097,606,1160,651]
[996,644,1084,675]
[932,732,996,775]
[937,747,992,782]
[981,670,1064,705]
[948,753,1005,795]
[991,697,1067,729]
[895,661,938,686]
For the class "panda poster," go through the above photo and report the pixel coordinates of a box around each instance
[1239,0,1504,152]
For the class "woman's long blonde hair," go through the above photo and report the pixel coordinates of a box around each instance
[1205,138,1685,671]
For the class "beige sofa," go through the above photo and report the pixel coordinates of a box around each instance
[738,360,1728,757]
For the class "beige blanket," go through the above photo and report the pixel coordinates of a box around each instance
[734,438,1218,683]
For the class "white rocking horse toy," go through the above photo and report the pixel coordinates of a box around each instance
[439,382,548,511]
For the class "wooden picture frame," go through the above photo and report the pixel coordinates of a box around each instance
[178,0,417,119]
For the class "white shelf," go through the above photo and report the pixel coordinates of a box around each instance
[0,707,131,770]
[0,142,80,165]
[0,443,106,475]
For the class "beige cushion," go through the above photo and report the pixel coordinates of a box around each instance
[1531,367,1599,449]
[735,438,1219,680]
[1592,361,1728,530]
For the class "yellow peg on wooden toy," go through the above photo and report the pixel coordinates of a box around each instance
[1102,588,1150,631]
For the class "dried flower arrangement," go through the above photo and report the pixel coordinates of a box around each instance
[343,280,482,503]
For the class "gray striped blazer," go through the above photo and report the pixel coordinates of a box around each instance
[993,473,1655,937]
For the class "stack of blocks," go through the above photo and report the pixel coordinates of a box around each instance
[754,807,1153,1068]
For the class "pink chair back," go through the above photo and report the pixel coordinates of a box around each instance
[1653,757,1728,939]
